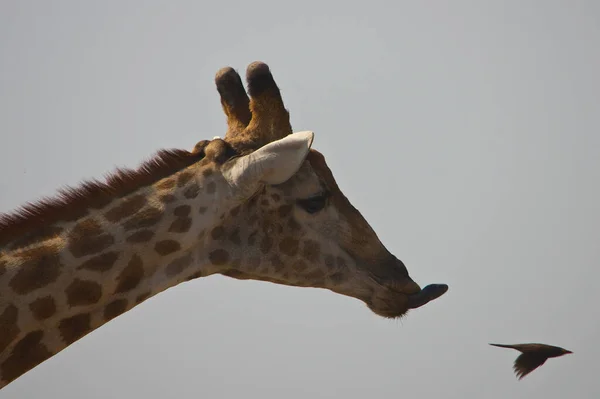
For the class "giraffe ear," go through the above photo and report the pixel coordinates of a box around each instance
[223,131,314,195]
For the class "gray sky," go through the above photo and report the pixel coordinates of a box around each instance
[1,1,599,398]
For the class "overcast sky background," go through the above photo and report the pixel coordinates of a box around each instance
[1,1,599,398]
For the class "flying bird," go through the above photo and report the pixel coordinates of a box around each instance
[489,343,572,380]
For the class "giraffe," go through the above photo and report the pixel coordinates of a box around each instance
[0,61,448,389]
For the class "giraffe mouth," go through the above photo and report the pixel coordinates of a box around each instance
[363,255,448,311]
[365,282,448,318]
[406,284,449,309]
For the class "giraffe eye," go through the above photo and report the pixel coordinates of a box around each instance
[297,192,329,214]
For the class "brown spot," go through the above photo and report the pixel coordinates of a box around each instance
[222,269,248,280]
[115,254,144,293]
[292,260,308,272]
[260,236,273,254]
[247,230,258,245]
[123,207,163,231]
[206,181,216,194]
[154,240,181,256]
[209,249,229,265]
[247,195,258,209]
[29,296,56,320]
[0,304,19,354]
[305,269,326,281]
[202,168,214,177]
[262,221,273,234]
[287,218,301,231]
[59,313,91,345]
[198,206,207,214]
[279,237,299,256]
[0,260,6,276]
[156,178,176,190]
[104,299,128,321]
[68,219,114,258]
[169,218,192,233]
[177,172,194,187]
[336,256,348,269]
[136,291,151,303]
[278,205,292,218]
[66,279,102,307]
[311,279,326,287]
[185,271,203,281]
[330,272,346,284]
[70,218,103,236]
[1,330,52,383]
[8,226,64,250]
[248,214,259,226]
[211,226,225,240]
[324,254,335,270]
[78,251,119,272]
[247,256,261,271]
[69,234,115,258]
[228,229,241,245]
[229,206,241,217]
[184,183,201,199]
[260,199,269,207]
[165,253,193,277]
[302,240,321,263]
[174,205,191,217]
[126,230,155,243]
[159,194,177,203]
[10,246,62,294]
[270,255,285,272]
[104,194,147,222]
[271,193,281,202]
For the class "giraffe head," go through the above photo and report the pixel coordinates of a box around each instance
[191,62,448,318]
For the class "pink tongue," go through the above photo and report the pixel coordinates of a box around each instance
[407,284,448,309]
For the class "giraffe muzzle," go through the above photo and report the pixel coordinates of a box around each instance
[406,284,449,309]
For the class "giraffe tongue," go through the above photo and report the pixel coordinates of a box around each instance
[407,284,448,309]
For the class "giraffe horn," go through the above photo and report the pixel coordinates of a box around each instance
[215,67,252,139]
[243,61,293,145]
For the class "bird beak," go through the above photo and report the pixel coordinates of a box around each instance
[565,350,573,354]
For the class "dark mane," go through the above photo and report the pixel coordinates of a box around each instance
[0,148,205,247]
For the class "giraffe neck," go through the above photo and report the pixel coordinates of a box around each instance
[0,160,237,388]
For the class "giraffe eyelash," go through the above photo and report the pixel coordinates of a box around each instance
[296,191,330,214]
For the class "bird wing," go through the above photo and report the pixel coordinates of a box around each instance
[513,353,547,380]
[489,343,540,352]
[489,343,520,350]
